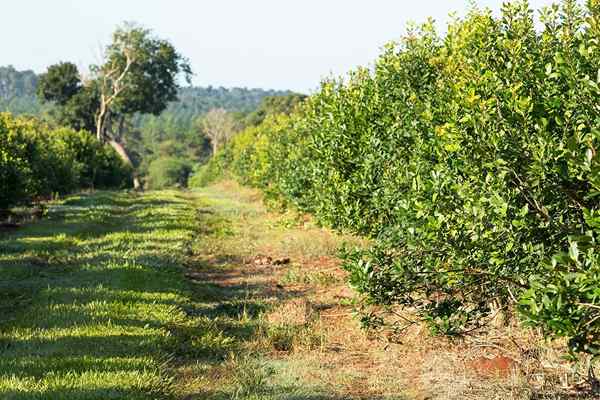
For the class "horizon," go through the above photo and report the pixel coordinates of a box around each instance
[0,63,296,93]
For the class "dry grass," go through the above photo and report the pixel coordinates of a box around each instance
[183,181,598,400]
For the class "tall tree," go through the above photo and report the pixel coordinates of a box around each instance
[95,24,191,140]
[60,84,100,133]
[37,62,82,106]
[93,24,191,188]
[36,24,191,190]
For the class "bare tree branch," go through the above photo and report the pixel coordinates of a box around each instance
[200,108,237,155]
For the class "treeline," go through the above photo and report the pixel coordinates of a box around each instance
[0,113,131,210]
[0,66,44,115]
[194,0,600,357]
[129,89,296,183]
[142,93,307,189]
[0,66,292,121]
[0,65,294,188]
[133,86,294,131]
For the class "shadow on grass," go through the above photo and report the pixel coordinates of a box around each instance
[0,190,316,400]
[0,191,199,399]
[0,190,383,400]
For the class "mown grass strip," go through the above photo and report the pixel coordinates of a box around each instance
[0,191,202,400]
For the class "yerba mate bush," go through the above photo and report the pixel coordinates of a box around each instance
[0,112,132,209]
[195,0,600,357]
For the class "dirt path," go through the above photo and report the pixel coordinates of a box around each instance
[175,182,414,399]
[178,182,588,400]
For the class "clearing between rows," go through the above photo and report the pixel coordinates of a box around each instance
[0,182,578,400]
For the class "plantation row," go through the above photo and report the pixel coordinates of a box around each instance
[194,0,600,356]
[0,113,132,209]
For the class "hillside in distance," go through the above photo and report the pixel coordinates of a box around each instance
[0,66,42,115]
[0,65,292,120]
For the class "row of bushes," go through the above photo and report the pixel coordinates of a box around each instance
[192,1,600,356]
[0,112,132,209]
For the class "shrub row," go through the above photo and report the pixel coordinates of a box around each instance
[192,1,600,356]
[0,112,132,209]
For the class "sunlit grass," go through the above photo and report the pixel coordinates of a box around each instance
[0,190,206,400]
[0,185,382,399]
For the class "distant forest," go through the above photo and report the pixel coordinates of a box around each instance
[0,66,41,114]
[0,65,292,118]
[0,65,295,179]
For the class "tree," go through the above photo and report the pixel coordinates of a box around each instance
[37,62,82,106]
[0,66,38,101]
[58,84,100,133]
[94,24,191,141]
[36,24,191,190]
[198,108,236,155]
[93,24,191,189]
[37,63,99,133]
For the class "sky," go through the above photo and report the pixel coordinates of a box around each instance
[1,0,559,93]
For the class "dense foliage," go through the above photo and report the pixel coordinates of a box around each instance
[0,67,291,138]
[37,62,99,133]
[195,0,600,357]
[125,89,296,172]
[146,157,192,189]
[0,113,132,209]
[0,66,37,101]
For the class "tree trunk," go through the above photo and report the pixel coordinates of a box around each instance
[96,114,104,142]
[116,114,126,141]
[108,140,142,191]
[96,98,107,142]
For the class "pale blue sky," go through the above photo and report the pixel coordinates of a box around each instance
[2,0,558,92]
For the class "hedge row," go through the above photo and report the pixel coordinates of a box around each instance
[0,112,132,209]
[193,1,600,356]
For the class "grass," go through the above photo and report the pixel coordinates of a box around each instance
[0,190,209,399]
[179,182,599,400]
[178,182,405,399]
[2,181,581,399]
[0,185,378,400]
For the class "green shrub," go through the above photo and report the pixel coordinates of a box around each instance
[147,157,192,189]
[188,149,231,188]
[49,128,132,189]
[0,114,33,209]
[0,112,132,209]
[197,0,600,357]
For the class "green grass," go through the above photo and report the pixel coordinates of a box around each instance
[2,183,591,399]
[0,186,397,400]
[0,191,205,399]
